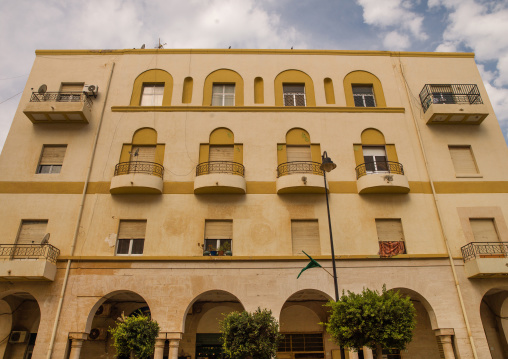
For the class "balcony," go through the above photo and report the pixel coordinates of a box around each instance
[0,244,60,281]
[461,242,508,278]
[355,161,409,194]
[276,161,324,194]
[419,84,489,125]
[110,161,164,194]
[23,92,93,123]
[194,161,246,194]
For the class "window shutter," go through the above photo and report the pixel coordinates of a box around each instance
[118,220,147,239]
[291,220,320,255]
[283,84,305,94]
[209,146,234,162]
[61,83,84,92]
[470,219,499,242]
[205,221,232,239]
[131,146,156,162]
[17,221,48,244]
[375,219,405,242]
[449,146,478,174]
[40,146,66,165]
[286,146,312,162]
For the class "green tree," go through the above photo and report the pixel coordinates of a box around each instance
[109,312,160,359]
[323,285,416,359]
[219,308,283,359]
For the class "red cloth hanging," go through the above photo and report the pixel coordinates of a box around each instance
[379,241,405,257]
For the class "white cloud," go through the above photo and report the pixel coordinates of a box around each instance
[383,31,411,50]
[356,0,428,40]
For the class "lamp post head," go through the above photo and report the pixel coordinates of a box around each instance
[320,151,337,172]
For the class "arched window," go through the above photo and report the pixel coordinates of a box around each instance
[343,71,386,107]
[118,128,165,167]
[203,69,244,106]
[353,128,398,173]
[130,69,173,106]
[277,128,321,177]
[198,128,244,174]
[274,70,316,107]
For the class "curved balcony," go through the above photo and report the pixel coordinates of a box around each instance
[355,161,409,194]
[276,161,324,194]
[194,161,246,194]
[110,161,164,194]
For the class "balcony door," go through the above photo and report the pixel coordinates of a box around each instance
[287,146,311,162]
[130,146,156,163]
[363,146,387,173]
[209,145,234,162]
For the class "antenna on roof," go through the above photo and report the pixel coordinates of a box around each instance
[156,38,166,49]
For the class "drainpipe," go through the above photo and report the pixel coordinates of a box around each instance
[396,58,478,359]
[46,61,115,359]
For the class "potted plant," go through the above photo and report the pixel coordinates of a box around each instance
[222,241,232,256]
[109,312,160,359]
[218,244,225,256]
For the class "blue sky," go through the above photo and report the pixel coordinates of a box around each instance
[1,0,507,150]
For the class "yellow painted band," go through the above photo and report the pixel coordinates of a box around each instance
[35,49,475,58]
[111,106,406,113]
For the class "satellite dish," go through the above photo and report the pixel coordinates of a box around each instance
[134,148,139,156]
[38,84,47,94]
[141,44,145,49]
[41,233,50,245]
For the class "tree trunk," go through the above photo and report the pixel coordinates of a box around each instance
[375,344,383,359]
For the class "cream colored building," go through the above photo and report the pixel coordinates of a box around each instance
[0,48,507,359]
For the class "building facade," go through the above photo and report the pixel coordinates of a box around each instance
[0,48,507,359]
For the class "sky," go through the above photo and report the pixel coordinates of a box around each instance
[1,0,508,151]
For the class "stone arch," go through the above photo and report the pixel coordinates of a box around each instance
[130,69,173,106]
[343,70,386,107]
[274,69,316,106]
[203,69,244,106]
[390,287,439,329]
[480,287,508,357]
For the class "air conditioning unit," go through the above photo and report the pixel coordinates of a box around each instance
[89,328,107,341]
[95,303,111,317]
[9,331,28,343]
[82,84,98,97]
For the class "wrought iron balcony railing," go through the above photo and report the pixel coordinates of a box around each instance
[114,161,164,178]
[355,161,404,179]
[461,242,508,262]
[196,161,245,177]
[419,84,483,113]
[29,92,93,108]
[277,161,323,178]
[0,244,60,264]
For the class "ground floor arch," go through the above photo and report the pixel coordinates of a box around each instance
[480,287,508,359]
[0,292,40,359]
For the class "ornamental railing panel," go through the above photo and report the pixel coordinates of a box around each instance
[419,84,483,113]
[195,161,245,177]
[0,244,60,264]
[114,161,164,178]
[355,161,404,179]
[29,92,93,109]
[277,161,323,178]
[461,242,508,262]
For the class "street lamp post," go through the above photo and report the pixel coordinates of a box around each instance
[320,151,339,302]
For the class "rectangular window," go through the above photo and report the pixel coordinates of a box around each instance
[353,85,376,107]
[470,219,499,242]
[130,146,156,162]
[37,145,66,174]
[376,219,406,257]
[204,220,232,254]
[362,146,387,173]
[212,84,235,106]
[58,82,84,102]
[140,84,164,106]
[286,146,312,162]
[449,146,479,175]
[283,84,306,106]
[17,220,48,244]
[116,220,146,255]
[278,333,324,354]
[209,145,234,162]
[291,220,320,255]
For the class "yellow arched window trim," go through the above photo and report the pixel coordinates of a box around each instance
[274,70,316,107]
[344,70,386,107]
[203,69,244,106]
[130,69,173,106]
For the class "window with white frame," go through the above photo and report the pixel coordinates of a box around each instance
[204,220,232,253]
[362,146,387,173]
[291,220,320,255]
[283,84,306,106]
[37,145,67,174]
[116,220,146,255]
[140,84,164,106]
[353,85,376,107]
[212,84,235,106]
[17,220,48,244]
